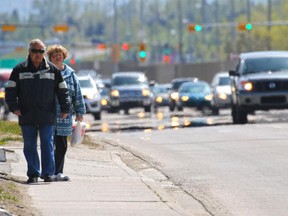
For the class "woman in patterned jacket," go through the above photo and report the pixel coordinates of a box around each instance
[47,45,86,181]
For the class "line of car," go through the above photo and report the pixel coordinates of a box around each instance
[80,71,232,118]
[2,50,286,125]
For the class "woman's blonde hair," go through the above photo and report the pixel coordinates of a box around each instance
[46,44,68,61]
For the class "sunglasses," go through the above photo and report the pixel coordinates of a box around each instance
[30,49,45,54]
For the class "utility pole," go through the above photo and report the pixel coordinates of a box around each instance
[215,0,220,60]
[267,0,272,50]
[247,0,251,22]
[177,0,184,64]
[246,0,253,51]
[112,0,119,73]
[230,0,236,52]
[200,0,207,62]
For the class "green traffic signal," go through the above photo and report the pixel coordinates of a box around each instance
[245,23,253,31]
[194,25,202,32]
[139,50,147,58]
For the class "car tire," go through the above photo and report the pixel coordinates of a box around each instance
[93,112,101,120]
[212,107,219,116]
[177,105,183,111]
[144,106,151,113]
[169,103,175,112]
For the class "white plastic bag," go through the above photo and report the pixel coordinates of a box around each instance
[70,121,86,147]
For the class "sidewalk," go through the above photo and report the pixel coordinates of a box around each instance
[2,137,203,216]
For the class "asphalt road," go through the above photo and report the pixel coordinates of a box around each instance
[85,108,288,216]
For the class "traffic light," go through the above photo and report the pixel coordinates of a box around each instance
[121,43,130,51]
[97,43,106,50]
[163,55,171,64]
[69,57,76,65]
[163,43,171,64]
[1,25,16,32]
[187,24,202,32]
[238,23,253,31]
[138,43,147,62]
[53,25,69,32]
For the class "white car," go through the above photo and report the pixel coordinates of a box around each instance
[77,75,101,120]
[211,72,232,115]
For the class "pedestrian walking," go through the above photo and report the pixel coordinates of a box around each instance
[47,44,86,181]
[5,39,70,184]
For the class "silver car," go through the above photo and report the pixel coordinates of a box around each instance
[78,75,101,120]
[211,72,232,115]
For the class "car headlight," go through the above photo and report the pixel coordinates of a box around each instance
[218,92,227,100]
[171,92,179,100]
[111,89,119,97]
[204,94,213,101]
[86,92,95,100]
[156,96,163,103]
[0,91,5,99]
[181,95,189,102]
[101,98,108,106]
[142,89,150,96]
[239,81,253,91]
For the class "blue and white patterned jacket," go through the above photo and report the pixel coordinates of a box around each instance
[55,64,86,136]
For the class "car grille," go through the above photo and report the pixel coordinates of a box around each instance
[254,80,288,92]
[261,96,286,104]
[120,90,142,99]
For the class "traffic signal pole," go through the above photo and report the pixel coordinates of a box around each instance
[112,0,119,73]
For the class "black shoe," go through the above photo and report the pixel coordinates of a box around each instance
[43,175,54,182]
[27,177,38,184]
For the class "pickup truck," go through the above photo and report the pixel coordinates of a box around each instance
[229,51,288,124]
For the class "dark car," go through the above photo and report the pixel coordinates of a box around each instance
[168,77,198,111]
[109,72,153,114]
[151,83,171,111]
[229,51,288,124]
[176,81,215,115]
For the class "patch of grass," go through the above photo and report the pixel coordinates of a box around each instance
[0,183,18,203]
[0,121,22,145]
[0,121,21,135]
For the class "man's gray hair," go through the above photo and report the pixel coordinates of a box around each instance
[28,39,46,50]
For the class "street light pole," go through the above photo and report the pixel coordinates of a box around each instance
[177,0,184,64]
[112,0,119,73]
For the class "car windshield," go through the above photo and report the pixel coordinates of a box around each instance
[180,83,209,94]
[243,57,288,74]
[218,77,230,86]
[172,81,189,91]
[153,86,169,94]
[79,79,94,88]
[112,76,147,86]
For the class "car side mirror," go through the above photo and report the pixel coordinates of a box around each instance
[229,70,238,76]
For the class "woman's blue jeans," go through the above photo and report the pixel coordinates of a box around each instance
[21,125,55,178]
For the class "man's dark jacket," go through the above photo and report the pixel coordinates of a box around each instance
[5,57,70,126]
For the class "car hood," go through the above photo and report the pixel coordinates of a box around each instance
[81,88,100,98]
[215,86,231,94]
[155,93,169,98]
[243,71,288,81]
[112,85,148,91]
[179,92,209,97]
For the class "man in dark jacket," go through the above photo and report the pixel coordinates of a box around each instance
[5,39,70,184]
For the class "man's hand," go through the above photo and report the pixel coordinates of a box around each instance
[75,115,83,122]
[61,113,68,119]
[13,110,21,116]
